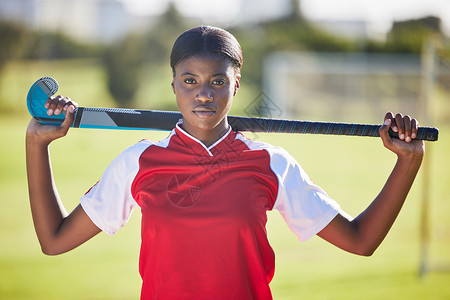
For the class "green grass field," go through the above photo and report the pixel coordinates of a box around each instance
[1,60,449,299]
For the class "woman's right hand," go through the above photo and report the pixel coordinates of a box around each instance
[26,96,78,146]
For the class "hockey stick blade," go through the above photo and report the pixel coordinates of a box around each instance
[27,77,439,141]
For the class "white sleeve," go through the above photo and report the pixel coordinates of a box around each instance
[80,141,151,236]
[269,147,340,242]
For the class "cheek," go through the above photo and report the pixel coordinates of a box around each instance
[219,89,234,111]
[175,94,186,109]
[219,84,235,98]
[174,85,190,101]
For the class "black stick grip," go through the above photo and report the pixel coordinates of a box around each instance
[228,117,439,141]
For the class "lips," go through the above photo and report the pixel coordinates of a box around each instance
[193,106,216,118]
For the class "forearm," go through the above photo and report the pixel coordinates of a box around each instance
[26,136,68,251]
[319,113,425,255]
[352,154,423,254]
[26,102,101,254]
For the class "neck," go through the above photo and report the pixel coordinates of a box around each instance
[180,121,229,147]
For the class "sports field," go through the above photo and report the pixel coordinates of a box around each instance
[0,60,449,299]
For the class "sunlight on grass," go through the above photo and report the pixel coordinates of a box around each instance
[1,59,449,299]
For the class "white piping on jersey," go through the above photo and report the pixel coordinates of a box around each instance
[138,128,175,150]
[175,123,232,157]
[153,129,176,149]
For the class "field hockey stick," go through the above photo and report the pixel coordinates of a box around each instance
[27,77,439,141]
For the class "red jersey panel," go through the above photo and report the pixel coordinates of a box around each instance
[80,124,340,300]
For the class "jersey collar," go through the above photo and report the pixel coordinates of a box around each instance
[174,122,236,157]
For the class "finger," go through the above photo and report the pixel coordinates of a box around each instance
[395,113,405,140]
[47,96,75,115]
[402,115,412,142]
[44,98,52,109]
[46,95,64,115]
[379,118,393,148]
[54,100,66,115]
[58,103,75,135]
[63,99,78,112]
[384,112,393,122]
[411,118,418,139]
[54,97,73,115]
[384,112,397,132]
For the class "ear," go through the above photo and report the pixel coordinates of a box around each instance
[171,78,176,94]
[233,75,241,96]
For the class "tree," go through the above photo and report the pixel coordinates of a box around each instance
[0,21,25,75]
[103,3,190,107]
[103,34,144,107]
[386,16,443,53]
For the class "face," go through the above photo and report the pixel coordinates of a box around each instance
[172,54,240,144]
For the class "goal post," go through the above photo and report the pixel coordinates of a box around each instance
[263,48,449,277]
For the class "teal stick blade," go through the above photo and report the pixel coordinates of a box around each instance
[27,76,64,125]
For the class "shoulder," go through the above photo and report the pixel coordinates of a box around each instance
[106,138,164,172]
[234,132,297,165]
[114,140,152,162]
[117,130,176,160]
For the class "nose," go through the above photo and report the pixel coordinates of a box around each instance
[195,84,213,103]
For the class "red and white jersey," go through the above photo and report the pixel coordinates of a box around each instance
[80,124,340,300]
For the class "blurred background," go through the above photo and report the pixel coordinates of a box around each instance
[0,0,449,299]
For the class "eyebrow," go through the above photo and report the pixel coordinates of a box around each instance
[180,72,197,77]
[180,72,229,77]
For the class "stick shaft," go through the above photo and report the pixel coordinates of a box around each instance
[61,107,438,141]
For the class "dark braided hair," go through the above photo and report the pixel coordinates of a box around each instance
[170,26,243,74]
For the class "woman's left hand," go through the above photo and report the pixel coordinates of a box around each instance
[379,112,425,159]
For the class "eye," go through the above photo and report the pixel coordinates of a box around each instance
[183,78,196,84]
[212,79,226,86]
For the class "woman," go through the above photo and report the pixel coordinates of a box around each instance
[26,26,424,299]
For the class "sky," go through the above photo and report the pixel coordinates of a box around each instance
[119,0,450,35]
[302,0,450,35]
